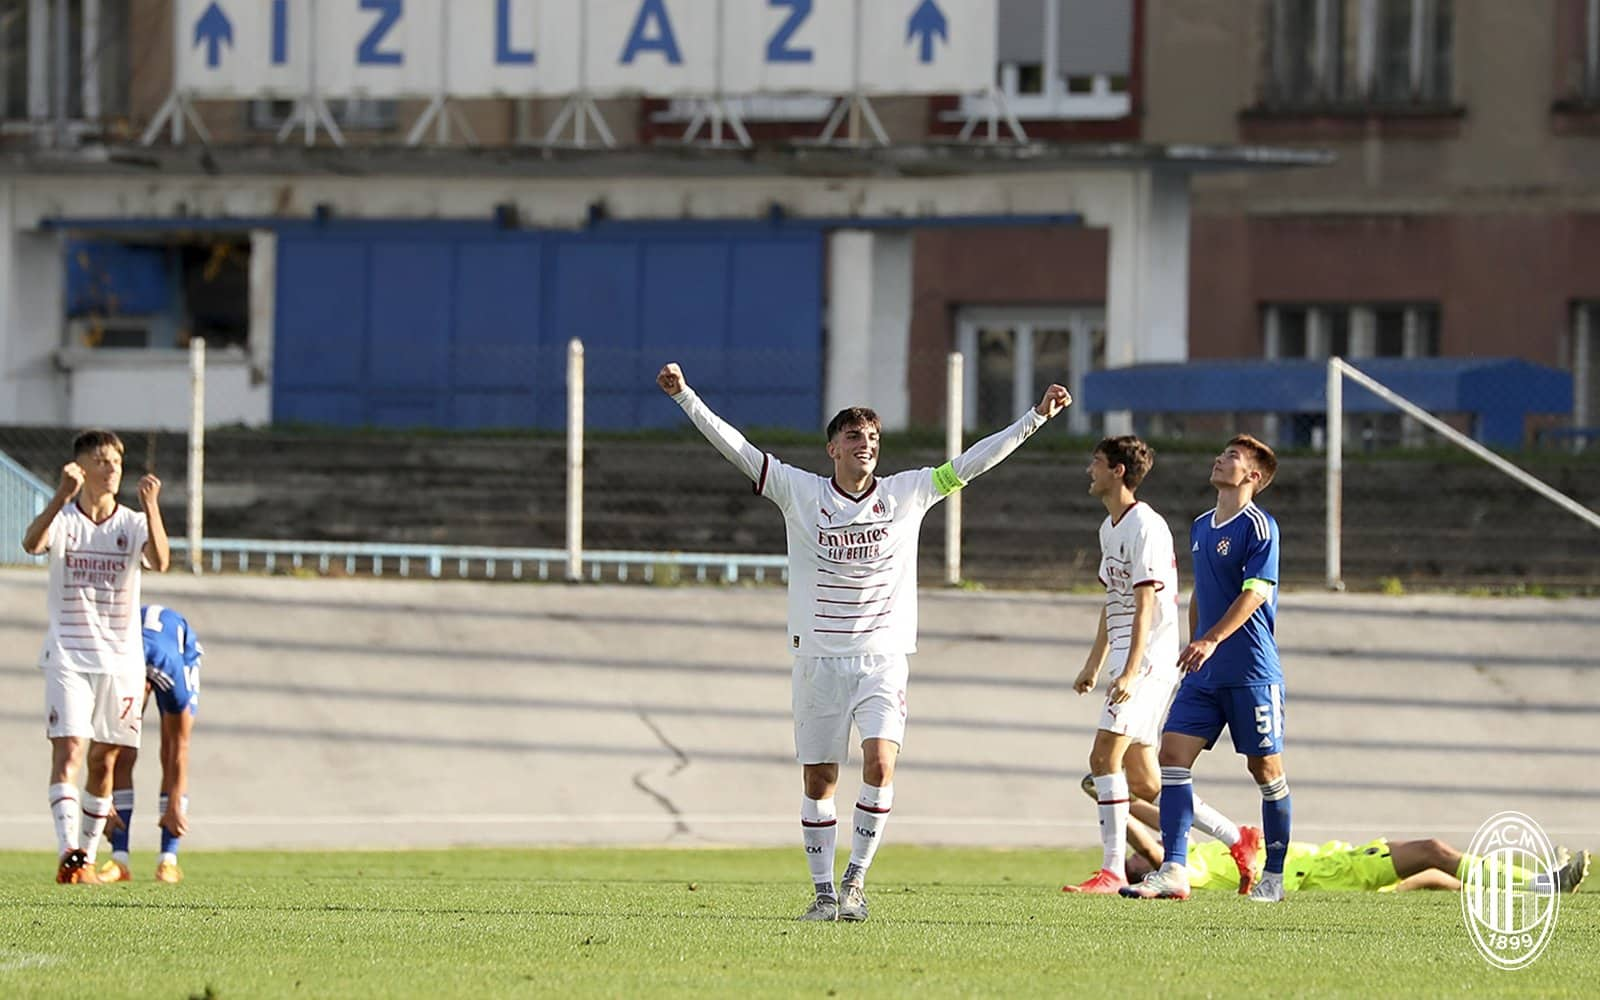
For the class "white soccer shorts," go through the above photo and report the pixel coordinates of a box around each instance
[1095,652,1180,747]
[791,653,909,764]
[44,669,143,748]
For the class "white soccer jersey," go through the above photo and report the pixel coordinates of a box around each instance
[675,388,1045,657]
[37,502,149,677]
[1097,501,1180,676]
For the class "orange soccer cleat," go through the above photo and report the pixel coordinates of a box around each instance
[98,859,133,883]
[55,849,100,885]
[155,860,184,884]
[1230,826,1265,896]
[1062,868,1129,894]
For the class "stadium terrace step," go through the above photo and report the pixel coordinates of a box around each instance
[2,427,1597,588]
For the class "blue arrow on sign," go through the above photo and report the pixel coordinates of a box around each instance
[194,2,234,68]
[906,0,948,64]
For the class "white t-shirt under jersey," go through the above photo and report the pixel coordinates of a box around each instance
[674,388,1045,657]
[37,502,149,677]
[1097,500,1180,678]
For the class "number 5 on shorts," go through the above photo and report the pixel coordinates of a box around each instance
[1254,703,1272,735]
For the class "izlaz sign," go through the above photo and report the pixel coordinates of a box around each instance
[174,0,998,99]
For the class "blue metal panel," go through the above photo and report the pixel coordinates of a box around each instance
[273,222,825,431]
[551,240,641,430]
[367,243,455,395]
[275,241,369,423]
[453,240,543,391]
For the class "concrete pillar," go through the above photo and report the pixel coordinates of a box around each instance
[0,181,68,424]
[825,229,911,431]
[1100,167,1190,434]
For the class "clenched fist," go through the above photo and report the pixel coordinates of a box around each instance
[56,462,86,502]
[1035,384,1072,419]
[657,363,686,396]
[137,474,161,509]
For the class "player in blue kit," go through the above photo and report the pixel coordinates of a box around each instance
[1122,435,1292,903]
[99,604,202,884]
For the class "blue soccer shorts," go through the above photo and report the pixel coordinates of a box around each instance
[1163,681,1284,756]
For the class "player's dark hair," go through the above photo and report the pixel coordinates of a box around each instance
[72,429,124,458]
[1094,435,1154,490]
[1228,434,1277,492]
[826,406,881,441]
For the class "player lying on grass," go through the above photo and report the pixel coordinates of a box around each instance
[1064,436,1262,895]
[1076,776,1592,894]
[660,361,1070,923]
[99,604,202,884]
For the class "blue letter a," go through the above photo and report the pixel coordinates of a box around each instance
[621,0,682,65]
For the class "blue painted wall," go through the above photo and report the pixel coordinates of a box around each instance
[273,222,824,430]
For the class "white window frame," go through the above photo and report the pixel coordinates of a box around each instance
[960,0,1131,121]
[955,305,1103,436]
[1263,303,1437,360]
[2,0,115,133]
[1269,0,1450,105]
[1573,304,1597,432]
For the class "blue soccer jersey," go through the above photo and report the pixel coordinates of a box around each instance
[1188,503,1280,687]
[141,604,202,715]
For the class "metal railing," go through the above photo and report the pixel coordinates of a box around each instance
[167,537,789,585]
[0,449,50,566]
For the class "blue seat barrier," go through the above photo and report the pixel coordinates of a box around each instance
[0,450,51,567]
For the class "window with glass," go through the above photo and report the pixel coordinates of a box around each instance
[1,0,128,126]
[249,98,399,132]
[1263,0,1452,108]
[1264,302,1441,448]
[964,0,1133,120]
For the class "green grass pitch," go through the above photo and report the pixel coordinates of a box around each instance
[1,847,1595,998]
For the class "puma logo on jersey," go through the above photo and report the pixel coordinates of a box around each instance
[821,508,834,522]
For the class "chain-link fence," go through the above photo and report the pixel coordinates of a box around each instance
[3,346,1599,591]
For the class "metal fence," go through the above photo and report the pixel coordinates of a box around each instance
[2,345,1599,591]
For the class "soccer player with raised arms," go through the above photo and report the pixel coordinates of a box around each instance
[1123,435,1291,902]
[20,429,169,884]
[1063,436,1261,894]
[659,362,1070,922]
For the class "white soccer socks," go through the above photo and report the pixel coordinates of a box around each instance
[78,792,113,863]
[1190,797,1242,847]
[48,783,80,855]
[846,783,894,886]
[801,796,838,899]
[1093,773,1131,874]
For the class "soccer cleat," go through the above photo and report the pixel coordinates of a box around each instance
[55,849,100,885]
[98,859,133,884]
[838,882,869,922]
[155,860,183,884]
[797,895,839,921]
[1062,868,1129,894]
[55,849,88,884]
[1556,848,1590,894]
[1230,825,1264,896]
[1248,872,1285,903]
[1118,863,1190,900]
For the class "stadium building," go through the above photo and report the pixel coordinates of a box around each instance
[0,1,1596,444]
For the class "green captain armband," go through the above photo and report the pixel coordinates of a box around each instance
[932,462,967,496]
[1243,578,1276,597]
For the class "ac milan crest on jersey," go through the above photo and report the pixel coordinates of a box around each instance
[872,498,886,516]
[116,533,129,551]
